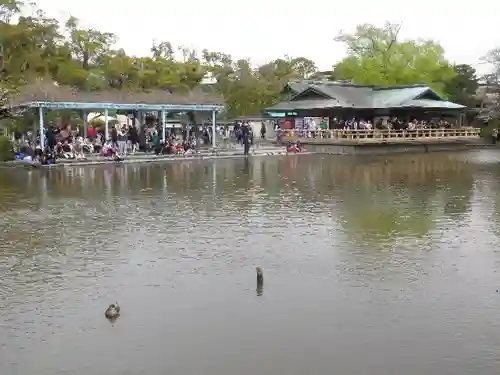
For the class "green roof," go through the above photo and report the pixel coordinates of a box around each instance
[266,99,345,111]
[269,81,466,112]
[398,99,465,109]
[285,81,313,94]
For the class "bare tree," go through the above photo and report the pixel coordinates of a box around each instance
[479,48,500,120]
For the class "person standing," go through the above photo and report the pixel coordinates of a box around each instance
[88,126,96,140]
[111,126,118,149]
[128,124,138,154]
[242,124,250,156]
[117,126,127,156]
[46,125,56,152]
[234,122,242,144]
[260,122,266,139]
[320,118,328,137]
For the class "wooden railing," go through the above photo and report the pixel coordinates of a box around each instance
[281,128,481,140]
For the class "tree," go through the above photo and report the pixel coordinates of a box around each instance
[333,22,457,95]
[0,0,21,23]
[483,47,500,80]
[309,70,336,81]
[0,4,486,121]
[443,64,479,107]
[480,47,500,120]
[151,41,175,60]
[64,16,116,70]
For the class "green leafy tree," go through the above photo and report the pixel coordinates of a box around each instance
[333,22,457,95]
[443,64,479,107]
[0,5,488,121]
[64,16,116,70]
[202,53,318,117]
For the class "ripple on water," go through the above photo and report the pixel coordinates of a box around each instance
[1,153,500,375]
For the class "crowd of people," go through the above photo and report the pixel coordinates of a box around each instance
[338,118,453,131]
[13,121,241,164]
[12,116,457,164]
[277,117,455,139]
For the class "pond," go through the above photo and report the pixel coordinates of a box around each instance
[1,151,500,375]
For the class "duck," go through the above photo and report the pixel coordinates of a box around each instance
[104,302,120,319]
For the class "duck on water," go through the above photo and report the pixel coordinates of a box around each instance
[105,302,120,319]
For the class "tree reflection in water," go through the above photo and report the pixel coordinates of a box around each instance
[0,152,487,254]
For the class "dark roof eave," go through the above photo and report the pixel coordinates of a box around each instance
[267,103,467,111]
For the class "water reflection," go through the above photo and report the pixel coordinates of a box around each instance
[0,154,488,267]
[1,151,500,375]
[256,283,264,297]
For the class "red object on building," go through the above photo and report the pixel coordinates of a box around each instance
[88,127,96,137]
[284,120,292,129]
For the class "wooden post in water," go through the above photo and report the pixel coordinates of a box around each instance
[256,266,264,296]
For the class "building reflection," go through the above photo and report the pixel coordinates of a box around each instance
[0,153,480,235]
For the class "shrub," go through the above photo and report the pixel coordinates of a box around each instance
[0,135,14,161]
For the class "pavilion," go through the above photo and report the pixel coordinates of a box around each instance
[9,80,225,149]
[265,80,466,122]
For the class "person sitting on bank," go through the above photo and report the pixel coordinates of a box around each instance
[82,137,94,153]
[35,149,55,165]
[19,141,34,159]
[71,139,86,160]
[102,140,117,157]
[93,134,103,154]
[287,140,302,153]
[54,142,63,158]
[61,140,76,159]
[53,141,75,159]
[172,138,185,154]
[33,146,43,162]
[102,141,123,161]
[182,138,195,154]
[154,141,164,155]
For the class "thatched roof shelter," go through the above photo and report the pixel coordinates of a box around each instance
[10,79,224,112]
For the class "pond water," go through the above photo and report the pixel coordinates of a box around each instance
[1,152,500,375]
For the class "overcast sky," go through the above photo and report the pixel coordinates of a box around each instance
[35,0,499,75]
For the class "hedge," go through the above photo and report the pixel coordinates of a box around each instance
[0,136,15,161]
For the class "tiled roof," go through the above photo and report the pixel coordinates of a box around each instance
[268,81,465,111]
[265,99,346,111]
[285,81,313,94]
[397,99,465,109]
[371,86,432,108]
